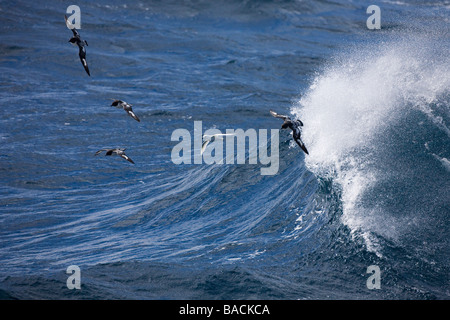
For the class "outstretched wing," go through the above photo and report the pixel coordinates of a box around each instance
[105,149,115,156]
[110,99,122,107]
[203,133,235,140]
[78,46,90,76]
[120,153,135,164]
[127,110,140,122]
[201,133,234,154]
[95,149,110,156]
[64,15,79,37]
[201,140,210,155]
[214,133,235,138]
[294,138,309,155]
[270,110,290,121]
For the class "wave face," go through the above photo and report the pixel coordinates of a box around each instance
[0,0,449,299]
[295,29,450,274]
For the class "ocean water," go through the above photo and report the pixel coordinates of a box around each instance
[0,0,449,299]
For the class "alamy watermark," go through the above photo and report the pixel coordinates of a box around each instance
[66,265,81,290]
[366,265,381,289]
[171,121,280,175]
[366,5,381,30]
[66,5,81,29]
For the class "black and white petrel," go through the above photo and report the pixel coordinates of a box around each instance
[65,15,90,76]
[270,110,309,155]
[95,148,135,164]
[201,133,235,154]
[110,100,141,122]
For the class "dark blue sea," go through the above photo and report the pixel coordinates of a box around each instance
[0,0,449,300]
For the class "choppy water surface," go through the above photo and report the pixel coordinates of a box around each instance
[0,0,449,299]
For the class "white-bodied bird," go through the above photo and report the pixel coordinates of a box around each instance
[201,133,235,154]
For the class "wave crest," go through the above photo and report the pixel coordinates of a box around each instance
[294,32,450,256]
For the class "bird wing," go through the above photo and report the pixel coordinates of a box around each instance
[64,15,79,37]
[201,140,210,155]
[213,133,235,138]
[95,149,110,156]
[201,133,234,154]
[120,153,135,164]
[78,46,90,76]
[270,110,290,121]
[106,149,116,156]
[110,100,122,107]
[294,138,309,155]
[127,110,140,122]
[203,133,235,140]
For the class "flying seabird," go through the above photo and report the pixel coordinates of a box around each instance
[110,99,141,122]
[95,148,135,164]
[201,133,235,154]
[65,15,90,76]
[270,110,309,155]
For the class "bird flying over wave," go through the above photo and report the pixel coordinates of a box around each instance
[201,133,235,154]
[270,110,308,155]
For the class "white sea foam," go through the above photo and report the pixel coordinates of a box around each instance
[293,33,449,256]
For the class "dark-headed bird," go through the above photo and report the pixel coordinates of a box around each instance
[110,99,141,122]
[65,15,90,76]
[270,110,309,155]
[95,148,135,164]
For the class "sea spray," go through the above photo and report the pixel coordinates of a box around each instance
[294,33,450,256]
